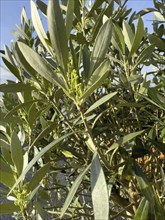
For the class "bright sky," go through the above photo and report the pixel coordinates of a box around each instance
[0,0,155,83]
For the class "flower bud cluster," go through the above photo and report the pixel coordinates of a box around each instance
[14,186,29,212]
[67,58,83,103]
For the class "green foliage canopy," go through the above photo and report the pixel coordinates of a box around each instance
[0,0,165,219]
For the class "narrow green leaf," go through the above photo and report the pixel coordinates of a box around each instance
[31,0,51,53]
[128,75,143,86]
[47,0,68,71]
[5,100,39,119]
[8,133,72,195]
[154,11,165,21]
[152,187,165,218]
[85,92,117,114]
[21,7,29,25]
[66,0,75,39]
[16,24,30,40]
[11,30,20,38]
[81,60,110,100]
[148,87,165,110]
[85,137,97,153]
[133,45,155,69]
[111,35,123,54]
[108,58,122,70]
[118,101,145,108]
[17,42,68,90]
[36,0,47,16]
[129,17,145,57]
[27,163,50,192]
[134,197,150,220]
[0,82,33,93]
[0,171,15,188]
[30,123,58,148]
[28,186,40,203]
[148,34,165,52]
[122,158,134,181]
[4,45,15,66]
[10,132,23,175]
[144,96,165,111]
[88,0,105,17]
[0,139,10,150]
[0,157,12,173]
[89,19,112,76]
[91,6,106,42]
[134,8,156,19]
[0,49,5,54]
[134,162,155,204]
[122,20,134,51]
[28,103,40,127]
[34,201,48,219]
[2,57,21,81]
[60,164,90,219]
[14,42,37,80]
[0,203,20,214]
[113,24,125,54]
[82,45,90,78]
[92,108,109,129]
[106,130,144,154]
[104,0,114,17]
[74,114,96,126]
[91,153,109,220]
[1,148,14,166]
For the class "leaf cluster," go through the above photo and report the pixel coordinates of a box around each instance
[0,0,165,219]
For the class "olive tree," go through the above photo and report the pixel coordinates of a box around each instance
[0,0,165,219]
